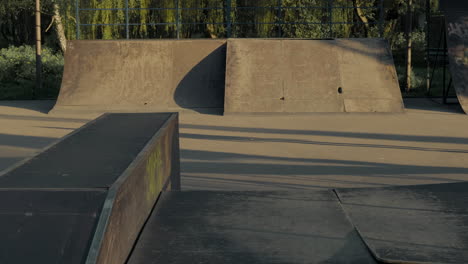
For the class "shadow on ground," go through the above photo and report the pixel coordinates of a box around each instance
[0,100,55,114]
[180,124,468,145]
[403,98,465,114]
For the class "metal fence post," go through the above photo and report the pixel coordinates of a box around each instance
[176,0,180,39]
[277,0,282,37]
[226,0,232,38]
[378,0,385,37]
[328,0,333,38]
[75,0,80,39]
[125,0,129,39]
[425,0,431,92]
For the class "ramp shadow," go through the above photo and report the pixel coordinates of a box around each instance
[174,44,226,114]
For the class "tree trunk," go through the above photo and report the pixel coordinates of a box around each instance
[354,0,370,36]
[35,0,42,99]
[53,2,67,53]
[206,23,218,38]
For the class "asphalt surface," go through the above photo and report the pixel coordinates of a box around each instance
[1,99,467,263]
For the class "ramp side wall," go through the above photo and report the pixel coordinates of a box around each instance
[86,114,180,264]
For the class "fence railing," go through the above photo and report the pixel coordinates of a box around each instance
[75,0,385,40]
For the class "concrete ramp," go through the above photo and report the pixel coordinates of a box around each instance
[52,40,226,113]
[224,38,404,114]
[443,1,468,114]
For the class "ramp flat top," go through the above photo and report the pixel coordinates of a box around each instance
[0,113,171,188]
[0,189,107,264]
[127,191,376,264]
[336,183,468,263]
[444,5,468,114]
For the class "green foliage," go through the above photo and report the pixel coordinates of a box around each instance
[395,65,425,91]
[0,0,445,99]
[280,0,356,38]
[0,45,63,99]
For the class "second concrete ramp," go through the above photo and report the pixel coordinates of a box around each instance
[224,38,404,114]
[443,1,468,114]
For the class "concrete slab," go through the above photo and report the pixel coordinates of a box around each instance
[0,189,107,264]
[336,183,468,263]
[52,40,226,113]
[127,191,377,264]
[224,38,404,113]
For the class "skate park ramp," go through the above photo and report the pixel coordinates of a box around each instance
[52,40,226,113]
[224,38,404,114]
[336,182,468,264]
[442,0,468,114]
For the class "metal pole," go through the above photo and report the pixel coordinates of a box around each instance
[35,0,42,99]
[442,26,447,103]
[75,0,80,39]
[226,0,232,38]
[277,0,282,37]
[176,0,180,39]
[329,0,333,38]
[378,0,384,37]
[125,0,129,39]
[425,0,431,92]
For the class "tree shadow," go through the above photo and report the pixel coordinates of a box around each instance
[180,124,468,145]
[0,134,59,173]
[181,132,468,154]
[180,149,468,190]
[0,134,56,149]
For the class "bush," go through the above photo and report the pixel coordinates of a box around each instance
[395,65,428,96]
[0,45,64,99]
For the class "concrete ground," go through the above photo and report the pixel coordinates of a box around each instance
[0,99,467,190]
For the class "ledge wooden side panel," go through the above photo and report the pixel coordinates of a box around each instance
[86,114,180,264]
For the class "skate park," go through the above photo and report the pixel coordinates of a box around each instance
[0,0,468,263]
